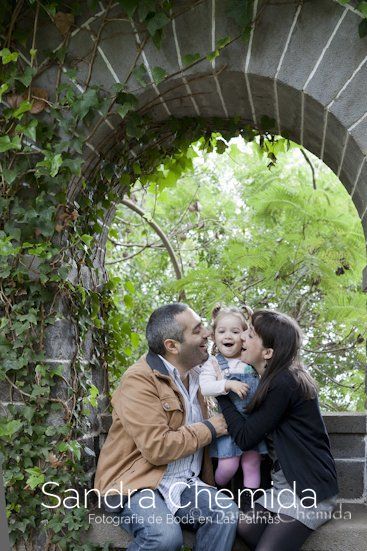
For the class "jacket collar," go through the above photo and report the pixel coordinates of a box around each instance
[146,350,170,376]
[146,350,208,418]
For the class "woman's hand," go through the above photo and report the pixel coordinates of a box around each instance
[225,380,249,398]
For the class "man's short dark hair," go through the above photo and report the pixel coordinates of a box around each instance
[146,303,189,356]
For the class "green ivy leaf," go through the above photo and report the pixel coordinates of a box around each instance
[80,234,93,246]
[0,135,22,152]
[146,12,170,36]
[138,0,156,22]
[116,92,138,118]
[126,112,144,138]
[0,48,19,64]
[118,0,138,18]
[85,384,99,407]
[16,66,36,87]
[216,36,231,50]
[71,88,100,121]
[15,119,38,142]
[182,53,201,66]
[227,0,253,28]
[132,64,149,87]
[358,18,367,38]
[120,173,132,187]
[206,49,219,62]
[25,467,45,490]
[152,28,163,49]
[36,151,63,177]
[216,139,227,154]
[260,115,276,131]
[0,419,22,437]
[152,66,167,84]
[13,100,32,119]
[0,82,9,101]
[62,157,83,176]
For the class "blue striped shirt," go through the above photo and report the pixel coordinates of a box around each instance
[157,356,212,514]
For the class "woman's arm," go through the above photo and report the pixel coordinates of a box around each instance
[199,356,228,396]
[217,373,294,450]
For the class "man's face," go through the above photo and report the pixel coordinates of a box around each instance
[174,308,210,368]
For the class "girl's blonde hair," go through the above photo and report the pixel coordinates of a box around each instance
[211,304,253,355]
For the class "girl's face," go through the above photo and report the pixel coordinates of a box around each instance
[240,325,272,371]
[214,314,244,358]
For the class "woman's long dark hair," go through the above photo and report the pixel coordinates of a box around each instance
[246,310,317,413]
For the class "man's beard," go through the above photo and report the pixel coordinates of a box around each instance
[179,346,207,368]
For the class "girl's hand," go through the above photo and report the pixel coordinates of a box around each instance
[225,380,249,398]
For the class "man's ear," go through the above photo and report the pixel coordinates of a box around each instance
[263,348,273,361]
[163,339,179,355]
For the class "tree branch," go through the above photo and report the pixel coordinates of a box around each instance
[118,198,185,299]
[300,148,316,190]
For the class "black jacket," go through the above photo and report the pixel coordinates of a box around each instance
[217,370,339,503]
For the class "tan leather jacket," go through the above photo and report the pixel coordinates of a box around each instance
[94,352,215,496]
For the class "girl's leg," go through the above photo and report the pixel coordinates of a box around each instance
[215,456,240,486]
[241,450,261,488]
[255,513,313,551]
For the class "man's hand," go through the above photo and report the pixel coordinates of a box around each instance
[208,414,228,437]
[225,380,249,398]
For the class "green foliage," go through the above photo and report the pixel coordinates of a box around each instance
[106,140,366,411]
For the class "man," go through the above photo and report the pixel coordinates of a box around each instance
[94,303,239,550]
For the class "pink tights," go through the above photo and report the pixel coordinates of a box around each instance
[215,451,261,488]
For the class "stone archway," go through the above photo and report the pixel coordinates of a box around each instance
[38,0,366,285]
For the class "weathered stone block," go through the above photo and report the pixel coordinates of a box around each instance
[329,63,367,130]
[248,74,276,128]
[277,0,344,91]
[335,459,365,499]
[323,413,366,434]
[322,111,350,176]
[100,413,112,434]
[79,436,98,473]
[276,81,302,143]
[216,71,251,120]
[302,93,325,156]
[306,11,367,108]
[339,135,365,195]
[350,114,367,157]
[250,0,299,80]
[329,434,365,459]
[44,319,77,360]
[0,380,23,402]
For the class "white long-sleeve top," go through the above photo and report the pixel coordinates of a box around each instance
[199,354,248,397]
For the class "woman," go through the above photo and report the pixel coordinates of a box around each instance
[217,309,338,551]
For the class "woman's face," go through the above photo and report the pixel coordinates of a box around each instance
[240,325,271,371]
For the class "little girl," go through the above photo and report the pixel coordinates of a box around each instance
[199,305,267,492]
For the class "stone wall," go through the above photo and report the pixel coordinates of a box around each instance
[324,413,367,503]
